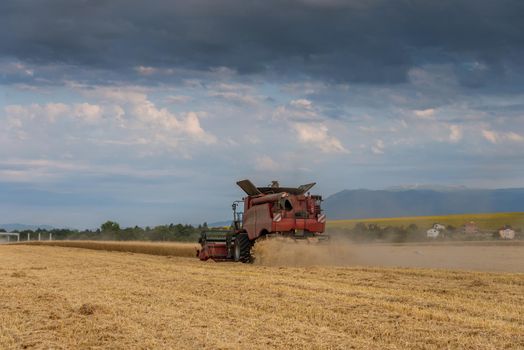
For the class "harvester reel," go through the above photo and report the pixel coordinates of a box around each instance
[234,233,253,263]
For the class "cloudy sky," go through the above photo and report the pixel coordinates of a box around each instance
[1,0,524,228]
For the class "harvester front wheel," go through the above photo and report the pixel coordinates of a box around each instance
[234,233,252,263]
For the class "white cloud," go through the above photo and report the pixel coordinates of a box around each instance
[135,66,157,75]
[2,87,216,158]
[209,91,260,105]
[130,96,215,144]
[466,61,488,72]
[0,159,87,182]
[293,123,348,153]
[79,86,217,145]
[413,108,435,119]
[209,66,237,76]
[506,132,524,142]
[482,129,524,144]
[212,83,252,91]
[81,86,148,105]
[165,95,192,104]
[282,81,327,95]
[273,99,319,121]
[182,112,214,142]
[371,139,385,154]
[0,169,54,182]
[254,155,281,172]
[74,103,103,123]
[4,103,70,123]
[448,124,463,142]
[44,103,70,122]
[109,105,126,127]
[183,79,203,88]
[0,61,34,77]
[290,99,313,109]
[0,158,198,183]
[6,115,23,128]
[207,82,262,105]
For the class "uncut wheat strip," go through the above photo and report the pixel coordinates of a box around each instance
[17,240,199,257]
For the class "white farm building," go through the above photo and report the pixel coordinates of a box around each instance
[499,227,515,240]
[0,232,20,243]
[433,223,446,231]
[426,228,440,238]
[427,223,446,238]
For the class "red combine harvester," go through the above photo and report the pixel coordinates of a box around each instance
[197,179,327,262]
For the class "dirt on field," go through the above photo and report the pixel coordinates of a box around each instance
[253,239,524,272]
[0,245,523,349]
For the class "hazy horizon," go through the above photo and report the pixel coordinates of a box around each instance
[2,184,524,230]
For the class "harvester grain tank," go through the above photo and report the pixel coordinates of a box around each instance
[197,179,327,262]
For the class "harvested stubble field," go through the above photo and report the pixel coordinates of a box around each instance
[1,244,523,350]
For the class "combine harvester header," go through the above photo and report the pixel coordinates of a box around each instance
[198,179,327,262]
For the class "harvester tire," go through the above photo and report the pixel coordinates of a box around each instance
[234,233,252,263]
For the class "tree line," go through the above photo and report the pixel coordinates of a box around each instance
[6,221,520,243]
[6,221,209,242]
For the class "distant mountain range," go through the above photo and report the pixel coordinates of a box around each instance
[323,188,524,219]
[0,223,54,232]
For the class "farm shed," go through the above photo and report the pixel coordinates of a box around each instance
[463,221,478,235]
[433,223,446,231]
[499,226,515,240]
[426,228,440,238]
[0,232,20,243]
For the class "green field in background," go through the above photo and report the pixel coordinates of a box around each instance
[328,212,524,231]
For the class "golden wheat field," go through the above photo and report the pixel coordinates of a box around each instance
[1,243,523,349]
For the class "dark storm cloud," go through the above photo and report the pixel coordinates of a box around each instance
[1,0,523,85]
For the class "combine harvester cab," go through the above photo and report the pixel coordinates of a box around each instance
[197,179,327,263]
